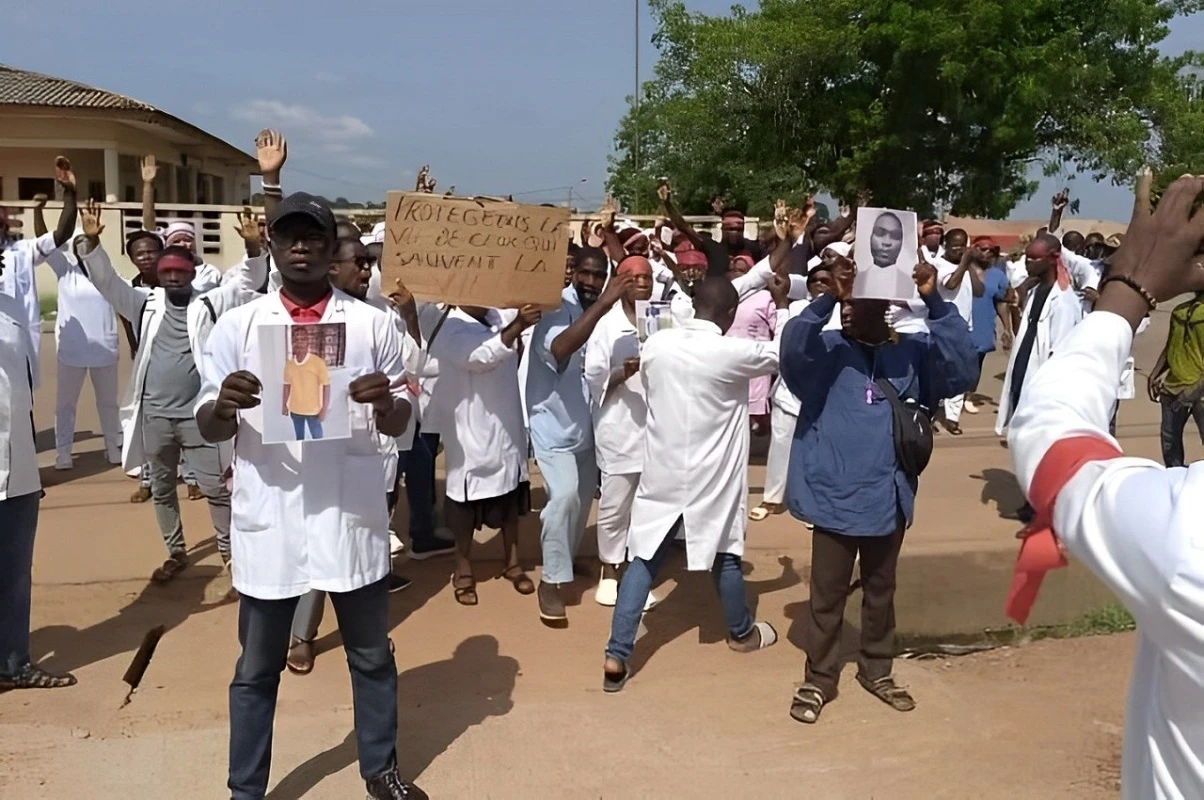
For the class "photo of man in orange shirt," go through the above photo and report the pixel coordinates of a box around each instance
[283,329,331,440]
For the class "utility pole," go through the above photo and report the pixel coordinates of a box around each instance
[633,0,641,214]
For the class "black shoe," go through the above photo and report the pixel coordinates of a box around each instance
[366,767,428,800]
[387,573,412,593]
[537,581,567,623]
[408,542,456,561]
[1016,502,1035,524]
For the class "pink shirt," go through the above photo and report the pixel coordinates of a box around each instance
[725,289,777,414]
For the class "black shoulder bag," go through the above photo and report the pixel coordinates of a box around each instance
[874,378,933,480]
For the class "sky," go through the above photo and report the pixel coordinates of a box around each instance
[5,0,1201,222]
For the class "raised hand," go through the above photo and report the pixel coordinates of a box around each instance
[1052,188,1070,211]
[234,207,259,242]
[389,278,415,308]
[54,156,76,192]
[81,199,105,239]
[32,194,48,210]
[711,195,726,215]
[599,195,618,230]
[786,207,807,240]
[599,273,633,307]
[414,165,430,192]
[1104,170,1204,303]
[657,179,671,205]
[913,261,938,296]
[141,155,158,184]
[768,272,791,306]
[255,129,287,175]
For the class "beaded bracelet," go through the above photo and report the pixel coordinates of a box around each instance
[1100,274,1157,311]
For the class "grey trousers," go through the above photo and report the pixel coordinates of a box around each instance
[141,414,231,560]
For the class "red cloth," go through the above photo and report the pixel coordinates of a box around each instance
[1004,435,1123,624]
[156,253,195,274]
[616,255,652,276]
[279,289,332,324]
[674,249,707,268]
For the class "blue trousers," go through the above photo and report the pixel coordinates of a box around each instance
[0,492,40,678]
[291,413,323,440]
[533,447,598,585]
[605,520,753,664]
[397,429,441,549]
[229,578,397,799]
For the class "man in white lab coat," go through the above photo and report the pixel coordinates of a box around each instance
[932,229,982,435]
[43,234,122,470]
[1006,171,1204,800]
[431,301,541,607]
[583,256,659,607]
[0,270,77,692]
[527,248,631,623]
[602,276,788,692]
[195,192,425,800]
[77,202,265,582]
[0,156,79,388]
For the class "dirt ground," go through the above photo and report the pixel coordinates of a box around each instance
[2,305,1186,799]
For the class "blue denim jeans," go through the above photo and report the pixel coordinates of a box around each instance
[229,578,397,799]
[397,429,440,549]
[605,520,754,664]
[291,413,323,440]
[533,447,598,585]
[0,492,40,678]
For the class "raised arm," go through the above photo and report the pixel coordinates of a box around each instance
[76,201,150,323]
[779,292,840,400]
[255,130,287,222]
[1048,188,1069,234]
[437,310,536,373]
[657,182,705,250]
[1005,171,1204,633]
[140,155,158,232]
[32,194,49,237]
[548,276,630,366]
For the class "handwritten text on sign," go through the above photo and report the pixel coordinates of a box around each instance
[381,192,570,309]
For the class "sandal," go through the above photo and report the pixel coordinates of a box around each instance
[789,683,827,724]
[603,658,630,693]
[0,663,77,691]
[286,640,315,676]
[944,421,963,436]
[151,554,189,583]
[749,503,782,522]
[451,573,478,606]
[728,621,779,653]
[856,674,916,712]
[501,566,535,596]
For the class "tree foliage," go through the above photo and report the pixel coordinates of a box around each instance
[608,0,1204,218]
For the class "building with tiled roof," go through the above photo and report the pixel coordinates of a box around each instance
[0,64,256,205]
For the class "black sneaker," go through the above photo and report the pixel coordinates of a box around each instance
[538,581,567,623]
[387,574,412,593]
[408,542,456,561]
[366,767,428,800]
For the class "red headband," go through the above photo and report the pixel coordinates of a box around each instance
[675,248,708,268]
[973,236,998,250]
[731,254,755,270]
[616,255,652,276]
[922,224,944,237]
[157,253,195,274]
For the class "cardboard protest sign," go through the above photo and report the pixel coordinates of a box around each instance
[381,193,570,309]
[852,207,920,302]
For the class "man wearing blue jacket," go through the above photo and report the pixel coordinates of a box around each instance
[779,255,976,724]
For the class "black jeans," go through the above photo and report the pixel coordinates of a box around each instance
[804,525,905,698]
[228,578,397,799]
[1159,393,1204,468]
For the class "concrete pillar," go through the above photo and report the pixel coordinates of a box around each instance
[167,164,179,205]
[103,147,119,203]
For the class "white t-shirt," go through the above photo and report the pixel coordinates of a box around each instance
[933,257,974,331]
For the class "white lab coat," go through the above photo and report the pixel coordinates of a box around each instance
[1009,311,1204,800]
[79,244,266,471]
[0,292,40,501]
[429,308,528,503]
[46,247,119,368]
[367,295,423,460]
[192,262,223,293]
[196,290,409,599]
[2,232,56,386]
[995,280,1083,435]
[583,303,644,476]
[627,319,780,570]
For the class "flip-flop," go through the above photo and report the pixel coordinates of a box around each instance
[286,641,315,676]
[729,621,778,652]
[749,506,771,522]
[501,566,535,595]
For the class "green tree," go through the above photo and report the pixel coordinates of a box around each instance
[609,0,1204,218]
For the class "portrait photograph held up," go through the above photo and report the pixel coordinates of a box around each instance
[257,322,351,444]
[853,207,921,302]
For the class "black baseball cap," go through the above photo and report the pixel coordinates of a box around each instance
[269,192,336,236]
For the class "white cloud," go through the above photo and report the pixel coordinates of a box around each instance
[231,99,374,143]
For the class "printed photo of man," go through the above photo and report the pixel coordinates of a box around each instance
[283,328,330,440]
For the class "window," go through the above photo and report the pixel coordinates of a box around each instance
[87,181,105,202]
[17,178,54,200]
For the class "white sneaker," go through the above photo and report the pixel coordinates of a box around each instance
[964,399,980,414]
[595,577,618,606]
[54,457,73,471]
[389,531,405,556]
[105,450,123,465]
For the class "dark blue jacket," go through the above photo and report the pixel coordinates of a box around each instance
[779,293,977,536]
